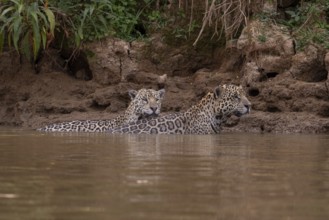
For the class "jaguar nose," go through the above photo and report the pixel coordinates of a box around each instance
[150,106,158,113]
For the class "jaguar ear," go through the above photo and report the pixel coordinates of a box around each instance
[158,89,165,98]
[128,90,138,100]
[214,86,221,98]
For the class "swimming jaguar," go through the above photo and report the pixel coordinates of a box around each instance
[107,84,251,134]
[37,88,165,132]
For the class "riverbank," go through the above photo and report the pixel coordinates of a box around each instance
[1,22,328,134]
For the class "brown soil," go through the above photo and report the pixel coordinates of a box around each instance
[1,28,329,133]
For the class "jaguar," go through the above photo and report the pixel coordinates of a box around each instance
[107,84,251,135]
[37,88,165,132]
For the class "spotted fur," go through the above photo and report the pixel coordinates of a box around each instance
[37,88,165,132]
[108,84,251,135]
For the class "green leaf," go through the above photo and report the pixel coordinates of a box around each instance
[74,32,81,47]
[10,0,20,6]
[12,22,23,51]
[21,31,32,62]
[0,6,15,18]
[2,16,15,29]
[82,8,89,22]
[43,8,55,35]
[30,11,39,25]
[18,3,24,14]
[89,5,95,16]
[41,27,46,49]
[77,26,83,40]
[32,21,41,61]
[36,10,48,27]
[97,14,107,27]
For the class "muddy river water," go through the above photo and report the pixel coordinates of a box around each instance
[0,127,328,220]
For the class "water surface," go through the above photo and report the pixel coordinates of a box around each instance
[0,127,328,220]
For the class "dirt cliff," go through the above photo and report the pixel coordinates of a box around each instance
[0,21,328,133]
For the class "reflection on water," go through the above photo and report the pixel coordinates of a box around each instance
[0,127,328,220]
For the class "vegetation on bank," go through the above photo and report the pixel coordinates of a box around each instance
[0,0,328,63]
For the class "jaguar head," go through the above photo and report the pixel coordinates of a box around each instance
[214,84,251,118]
[128,88,166,119]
